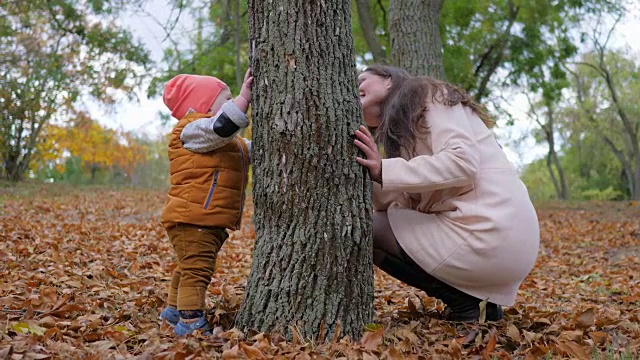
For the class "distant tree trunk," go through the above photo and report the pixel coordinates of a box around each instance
[568,36,640,199]
[543,104,568,200]
[2,151,27,182]
[1,106,46,182]
[546,149,568,200]
[237,0,374,340]
[598,60,640,199]
[355,0,387,62]
[470,0,519,102]
[388,0,445,79]
[90,165,98,183]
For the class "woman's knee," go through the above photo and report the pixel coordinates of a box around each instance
[372,248,387,267]
[372,211,402,257]
[372,211,389,237]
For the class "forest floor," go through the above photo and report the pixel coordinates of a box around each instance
[1,184,639,359]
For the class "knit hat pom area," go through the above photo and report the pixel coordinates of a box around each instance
[163,74,227,120]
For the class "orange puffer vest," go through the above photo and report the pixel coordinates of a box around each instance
[161,113,249,230]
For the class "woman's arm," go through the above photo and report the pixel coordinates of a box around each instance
[372,182,410,211]
[381,103,479,192]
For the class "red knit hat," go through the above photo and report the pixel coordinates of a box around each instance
[163,74,227,120]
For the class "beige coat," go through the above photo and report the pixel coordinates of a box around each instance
[374,102,539,306]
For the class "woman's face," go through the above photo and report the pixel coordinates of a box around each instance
[358,71,391,128]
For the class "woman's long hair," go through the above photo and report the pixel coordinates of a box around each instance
[377,72,495,158]
[360,64,411,124]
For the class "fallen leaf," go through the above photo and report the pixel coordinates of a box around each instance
[449,339,463,360]
[556,340,589,359]
[239,342,266,360]
[383,348,404,360]
[0,346,12,358]
[507,323,520,341]
[361,351,377,360]
[589,331,609,345]
[483,330,496,359]
[361,327,383,351]
[574,307,596,329]
[222,344,241,359]
[559,330,583,342]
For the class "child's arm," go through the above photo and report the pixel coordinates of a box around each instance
[181,69,253,153]
[180,100,249,153]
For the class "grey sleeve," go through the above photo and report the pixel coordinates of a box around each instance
[180,100,250,153]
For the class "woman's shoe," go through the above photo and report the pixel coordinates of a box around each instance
[441,302,504,322]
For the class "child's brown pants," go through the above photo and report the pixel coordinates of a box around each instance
[166,223,228,311]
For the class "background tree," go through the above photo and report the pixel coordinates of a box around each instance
[129,135,170,188]
[0,0,151,182]
[32,114,147,184]
[353,0,387,63]
[566,49,640,199]
[146,0,250,100]
[349,0,628,104]
[526,97,569,200]
[521,43,639,201]
[388,0,445,78]
[236,0,374,340]
[574,31,640,199]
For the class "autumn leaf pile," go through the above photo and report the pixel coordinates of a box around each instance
[1,185,639,359]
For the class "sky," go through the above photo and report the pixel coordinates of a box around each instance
[92,1,640,168]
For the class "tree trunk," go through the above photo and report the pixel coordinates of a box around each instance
[599,62,640,199]
[546,149,568,200]
[550,149,567,200]
[355,0,387,62]
[2,151,23,182]
[471,0,519,102]
[91,165,98,183]
[634,164,640,201]
[545,152,561,200]
[234,0,242,89]
[569,65,638,199]
[388,0,445,79]
[544,104,567,200]
[237,0,374,340]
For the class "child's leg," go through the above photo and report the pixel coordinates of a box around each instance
[170,224,227,310]
[168,267,181,307]
[168,223,228,334]
[159,267,182,326]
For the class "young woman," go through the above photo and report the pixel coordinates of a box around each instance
[354,65,540,322]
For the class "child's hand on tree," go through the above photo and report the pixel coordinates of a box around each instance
[234,68,253,113]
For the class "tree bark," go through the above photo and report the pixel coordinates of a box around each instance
[237,0,374,340]
[355,0,387,62]
[544,104,568,200]
[388,0,445,79]
[234,0,242,89]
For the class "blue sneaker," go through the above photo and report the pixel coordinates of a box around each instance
[159,306,180,326]
[174,316,211,336]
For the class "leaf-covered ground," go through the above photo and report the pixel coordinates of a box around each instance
[1,184,639,359]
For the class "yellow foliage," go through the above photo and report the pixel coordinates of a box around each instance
[32,113,147,177]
